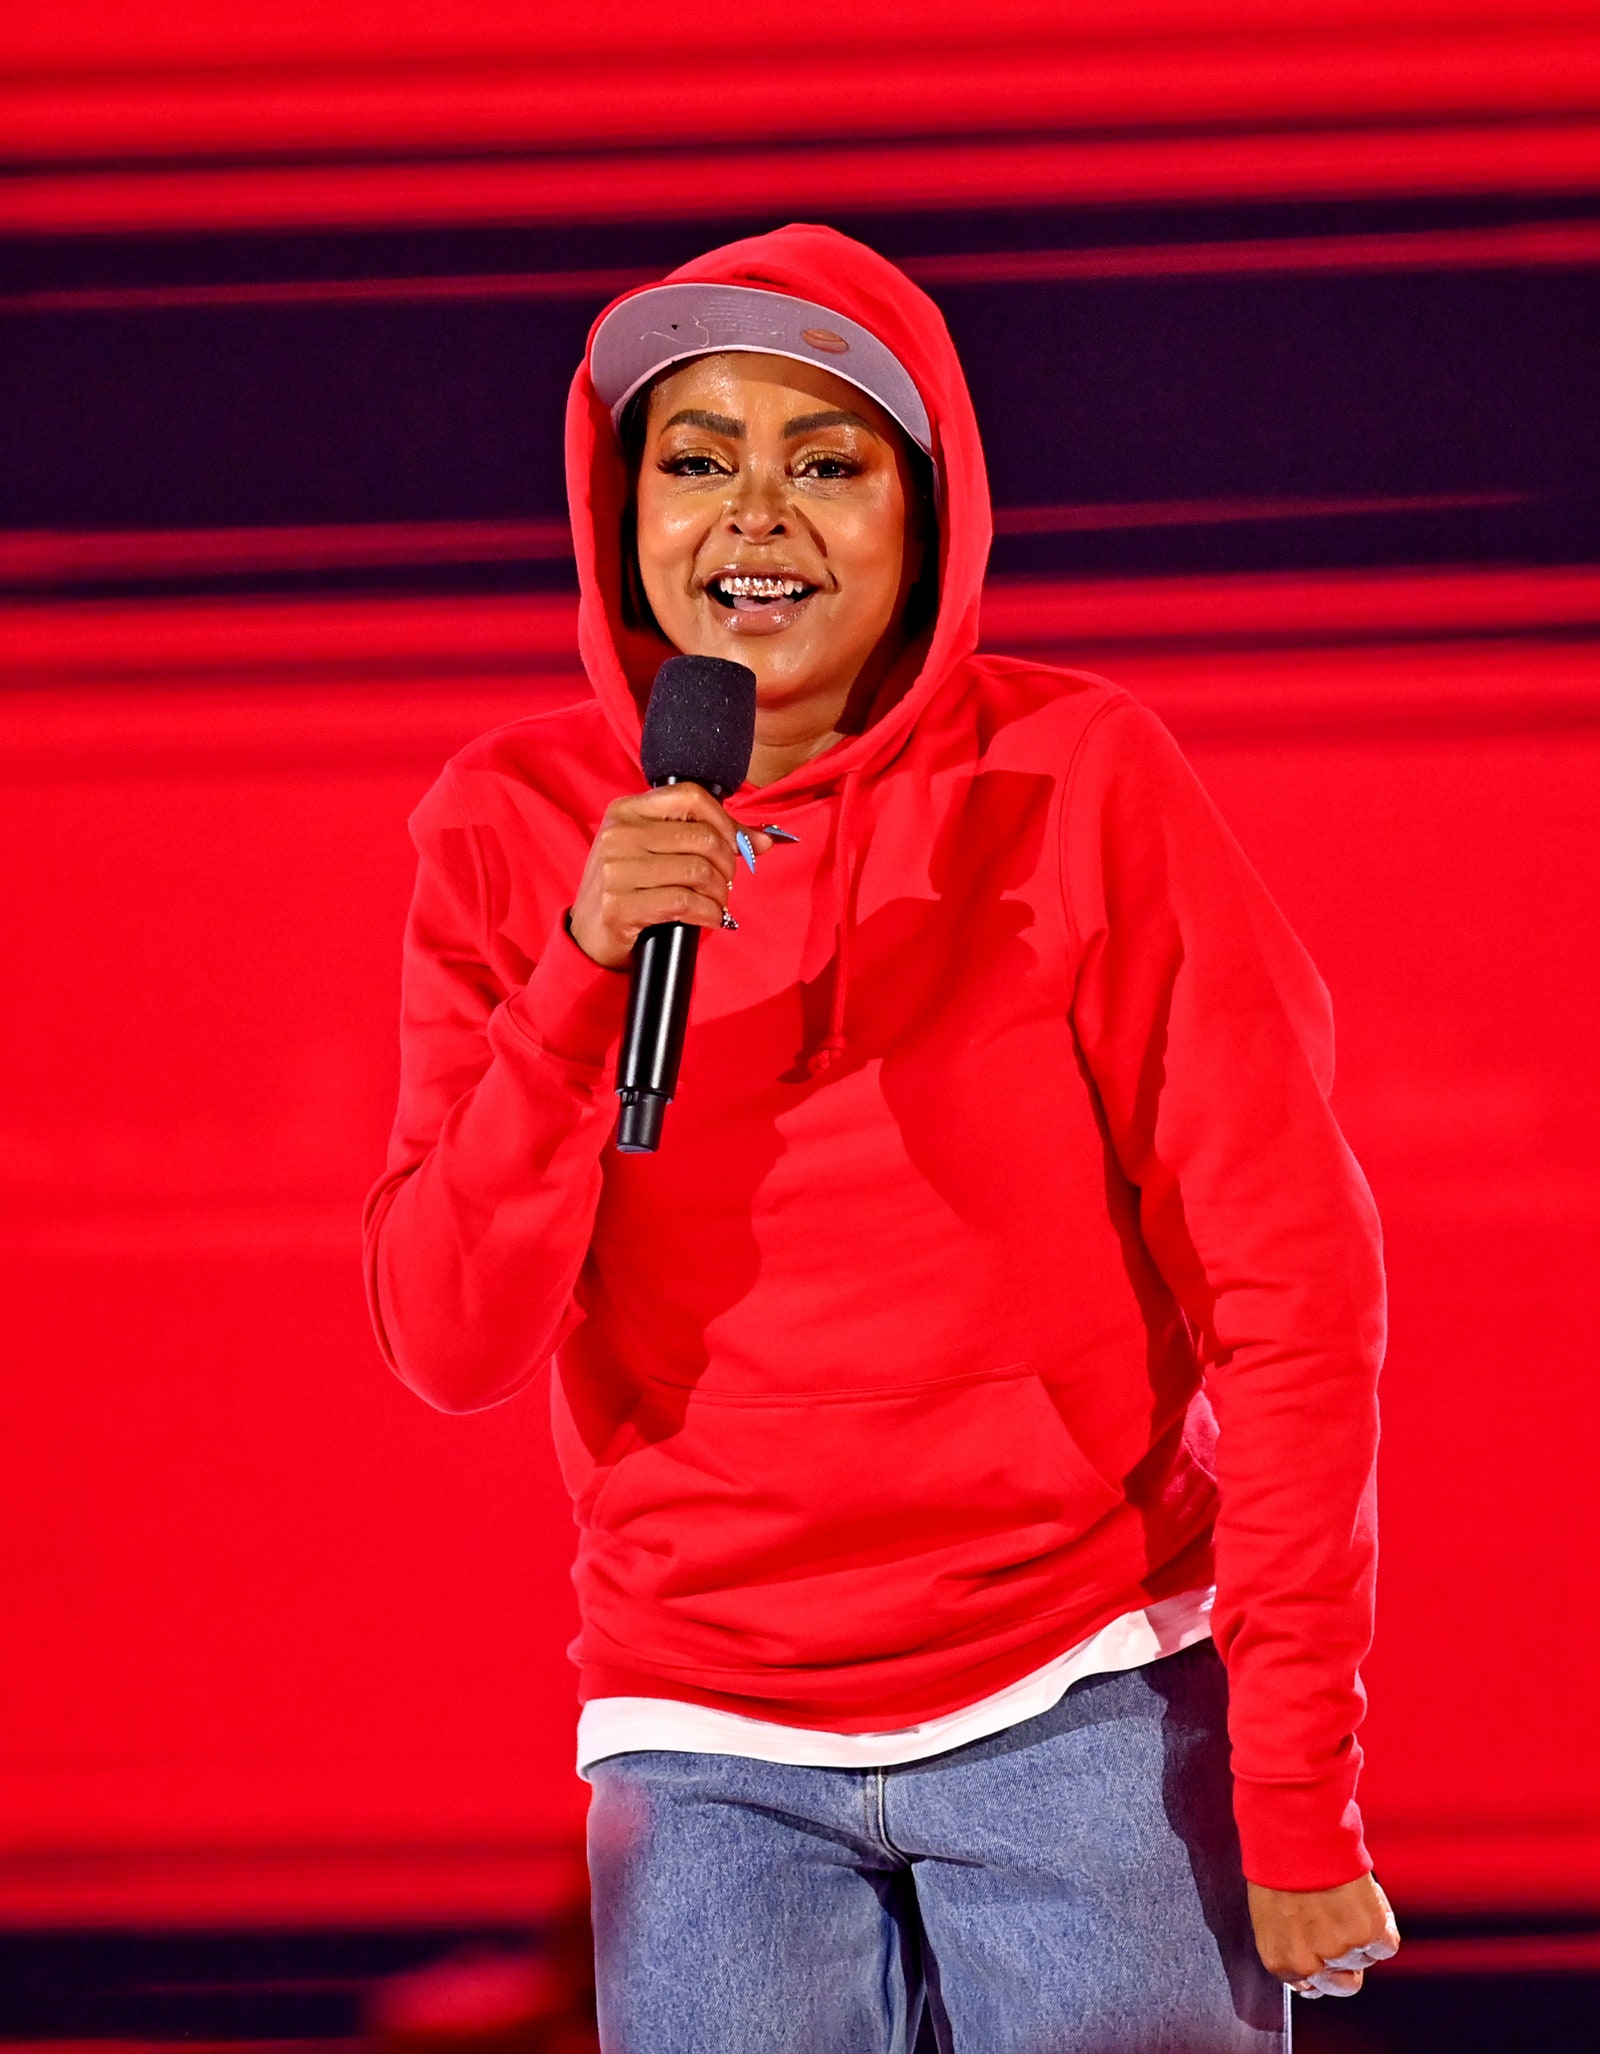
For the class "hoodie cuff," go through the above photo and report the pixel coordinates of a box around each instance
[502,912,629,1074]
[1233,1773,1372,1893]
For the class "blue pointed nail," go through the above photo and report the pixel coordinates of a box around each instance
[735,830,757,875]
[759,824,800,844]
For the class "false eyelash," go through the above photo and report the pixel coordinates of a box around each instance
[659,452,732,476]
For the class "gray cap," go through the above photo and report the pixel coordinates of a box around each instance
[590,282,933,456]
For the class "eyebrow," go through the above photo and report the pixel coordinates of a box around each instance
[661,408,744,435]
[783,408,876,438]
[657,406,877,439]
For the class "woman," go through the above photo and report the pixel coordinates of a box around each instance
[365,223,1399,2051]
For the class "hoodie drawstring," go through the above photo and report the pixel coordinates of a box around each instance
[805,768,864,1077]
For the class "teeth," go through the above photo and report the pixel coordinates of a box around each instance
[715,575,808,599]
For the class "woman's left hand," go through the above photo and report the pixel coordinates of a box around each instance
[1248,1873,1401,1998]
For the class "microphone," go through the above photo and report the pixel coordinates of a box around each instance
[615,654,758,1154]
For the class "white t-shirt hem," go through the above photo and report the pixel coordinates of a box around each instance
[577,1586,1215,1777]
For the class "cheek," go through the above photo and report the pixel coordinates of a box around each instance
[825,501,908,625]
[634,490,700,574]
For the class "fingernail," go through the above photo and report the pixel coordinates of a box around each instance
[735,830,757,875]
[759,824,800,844]
[720,908,739,930]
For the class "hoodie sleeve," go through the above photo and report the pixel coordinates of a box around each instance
[1062,697,1385,1893]
[362,764,628,1412]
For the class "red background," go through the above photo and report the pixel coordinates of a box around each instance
[2,0,1597,1932]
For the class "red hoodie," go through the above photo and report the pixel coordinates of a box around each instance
[364,224,1385,1893]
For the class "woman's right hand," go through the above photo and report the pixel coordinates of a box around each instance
[568,785,773,970]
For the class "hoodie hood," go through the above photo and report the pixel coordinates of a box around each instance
[565,223,992,802]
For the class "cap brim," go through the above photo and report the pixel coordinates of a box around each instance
[590,282,933,456]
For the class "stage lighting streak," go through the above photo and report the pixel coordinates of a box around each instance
[1090,643,1600,744]
[10,220,1600,317]
[0,592,582,680]
[978,566,1600,646]
[0,519,575,584]
[7,571,1600,699]
[1381,1932,1600,1974]
[5,121,1600,235]
[1,266,660,316]
[7,643,1597,796]
[0,499,1537,590]
[0,1835,591,1926]
[909,219,1600,285]
[7,21,1600,161]
[992,492,1529,535]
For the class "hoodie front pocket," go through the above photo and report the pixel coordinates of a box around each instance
[586,1364,1126,1666]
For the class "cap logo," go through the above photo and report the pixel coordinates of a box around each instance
[641,316,712,351]
[801,327,850,354]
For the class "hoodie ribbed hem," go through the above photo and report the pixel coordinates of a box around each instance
[503,913,628,1073]
[1234,1770,1371,1892]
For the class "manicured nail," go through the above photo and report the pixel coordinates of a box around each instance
[759,824,800,844]
[720,908,739,930]
[735,830,758,874]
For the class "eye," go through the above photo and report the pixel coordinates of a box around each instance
[659,451,731,478]
[796,453,862,481]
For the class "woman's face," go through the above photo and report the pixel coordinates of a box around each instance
[633,352,924,728]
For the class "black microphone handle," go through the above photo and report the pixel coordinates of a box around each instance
[615,920,701,1153]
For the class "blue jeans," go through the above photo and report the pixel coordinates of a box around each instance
[587,1641,1289,2052]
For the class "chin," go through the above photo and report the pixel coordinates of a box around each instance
[736,641,840,696]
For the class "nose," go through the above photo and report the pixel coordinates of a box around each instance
[726,471,790,542]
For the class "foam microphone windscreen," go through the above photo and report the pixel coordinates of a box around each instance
[640,655,758,796]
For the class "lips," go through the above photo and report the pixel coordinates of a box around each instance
[708,572,817,612]
[704,569,820,636]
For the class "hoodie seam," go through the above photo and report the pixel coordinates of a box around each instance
[578,1589,1125,1682]
[441,761,495,967]
[1056,690,1142,974]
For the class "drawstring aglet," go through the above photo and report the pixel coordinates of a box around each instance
[805,1036,846,1076]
